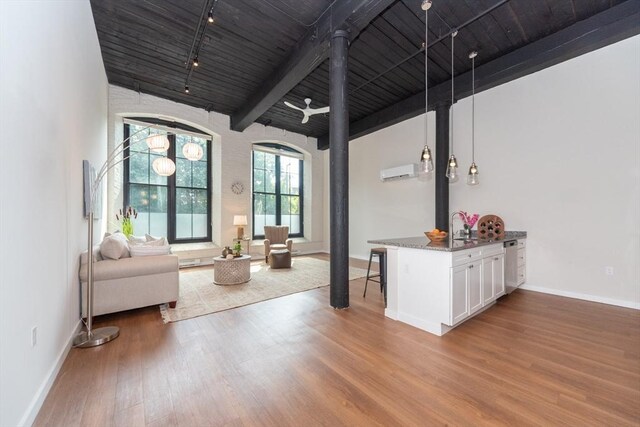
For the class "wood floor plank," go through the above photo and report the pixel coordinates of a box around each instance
[34,255,640,426]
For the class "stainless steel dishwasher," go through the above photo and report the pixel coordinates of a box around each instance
[504,240,519,294]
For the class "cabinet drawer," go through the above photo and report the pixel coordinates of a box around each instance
[517,239,526,249]
[452,249,482,267]
[517,248,526,267]
[517,265,526,285]
[482,244,503,258]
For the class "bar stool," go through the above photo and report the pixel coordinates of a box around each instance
[364,247,387,306]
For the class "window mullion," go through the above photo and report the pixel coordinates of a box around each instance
[275,156,281,225]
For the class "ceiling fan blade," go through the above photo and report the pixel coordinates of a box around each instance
[308,106,330,115]
[284,101,304,112]
[301,113,310,124]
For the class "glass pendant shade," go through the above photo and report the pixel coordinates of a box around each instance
[467,162,479,185]
[146,134,170,153]
[446,154,459,182]
[152,157,176,176]
[182,142,203,161]
[420,145,434,173]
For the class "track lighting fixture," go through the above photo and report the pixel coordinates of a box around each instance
[193,56,199,67]
[184,85,190,94]
[208,10,214,23]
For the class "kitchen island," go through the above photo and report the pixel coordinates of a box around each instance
[368,232,526,336]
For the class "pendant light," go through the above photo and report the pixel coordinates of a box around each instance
[445,30,459,182]
[467,51,479,186]
[182,136,204,161]
[152,157,176,176]
[419,0,434,174]
[146,134,170,153]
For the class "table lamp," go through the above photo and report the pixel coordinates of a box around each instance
[233,215,248,238]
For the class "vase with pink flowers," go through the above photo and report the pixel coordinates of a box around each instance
[458,211,479,237]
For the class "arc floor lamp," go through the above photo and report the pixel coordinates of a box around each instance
[73,125,201,348]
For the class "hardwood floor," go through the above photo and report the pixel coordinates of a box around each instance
[35,255,640,426]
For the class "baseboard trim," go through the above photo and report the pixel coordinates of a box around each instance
[19,320,82,427]
[519,285,640,310]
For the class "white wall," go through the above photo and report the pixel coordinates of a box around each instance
[348,36,640,308]
[0,1,109,426]
[108,86,326,255]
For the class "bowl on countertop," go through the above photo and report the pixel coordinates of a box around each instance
[425,230,448,242]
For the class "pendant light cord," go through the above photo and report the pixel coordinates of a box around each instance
[450,32,455,154]
[424,9,429,147]
[471,54,475,163]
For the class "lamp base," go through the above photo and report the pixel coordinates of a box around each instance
[72,326,120,348]
[237,226,244,239]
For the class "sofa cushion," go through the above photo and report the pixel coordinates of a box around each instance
[100,232,130,260]
[79,254,179,282]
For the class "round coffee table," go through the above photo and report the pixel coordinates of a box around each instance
[213,255,251,285]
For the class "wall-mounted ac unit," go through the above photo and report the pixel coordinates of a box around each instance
[380,164,418,181]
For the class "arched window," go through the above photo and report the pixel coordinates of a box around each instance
[252,143,303,239]
[123,118,211,243]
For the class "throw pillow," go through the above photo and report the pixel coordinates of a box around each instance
[100,232,130,260]
[145,234,167,245]
[129,242,171,257]
[128,235,146,244]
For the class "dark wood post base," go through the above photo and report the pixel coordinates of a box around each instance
[168,301,177,308]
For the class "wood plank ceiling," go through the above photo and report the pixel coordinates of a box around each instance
[91,0,632,141]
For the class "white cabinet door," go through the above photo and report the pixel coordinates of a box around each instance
[482,257,494,305]
[450,265,468,325]
[493,254,505,298]
[468,262,483,314]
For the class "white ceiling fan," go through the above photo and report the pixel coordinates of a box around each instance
[284,98,329,124]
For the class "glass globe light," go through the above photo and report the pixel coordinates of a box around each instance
[445,154,458,182]
[467,162,479,185]
[420,145,434,173]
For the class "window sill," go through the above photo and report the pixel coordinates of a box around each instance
[251,237,309,246]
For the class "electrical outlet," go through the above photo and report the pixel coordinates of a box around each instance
[31,326,37,347]
[605,267,614,276]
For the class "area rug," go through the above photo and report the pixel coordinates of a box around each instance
[160,257,368,323]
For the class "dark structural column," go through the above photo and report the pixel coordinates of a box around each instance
[435,102,451,231]
[330,30,350,309]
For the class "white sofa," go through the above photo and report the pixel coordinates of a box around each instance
[79,245,179,316]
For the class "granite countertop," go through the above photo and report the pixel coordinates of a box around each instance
[368,231,527,252]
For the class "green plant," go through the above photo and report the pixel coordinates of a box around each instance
[116,206,137,238]
[233,240,242,254]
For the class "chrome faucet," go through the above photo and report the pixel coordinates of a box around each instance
[450,211,464,242]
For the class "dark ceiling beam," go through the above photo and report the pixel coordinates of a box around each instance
[230,0,396,132]
[317,0,640,150]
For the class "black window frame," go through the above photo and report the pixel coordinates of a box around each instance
[123,119,212,244]
[252,143,304,239]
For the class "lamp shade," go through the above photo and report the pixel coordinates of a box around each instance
[146,134,170,153]
[152,157,176,176]
[233,215,248,226]
[182,142,203,161]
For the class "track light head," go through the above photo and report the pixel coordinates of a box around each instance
[184,85,189,94]
[193,56,199,67]
[421,0,432,11]
[207,10,214,23]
